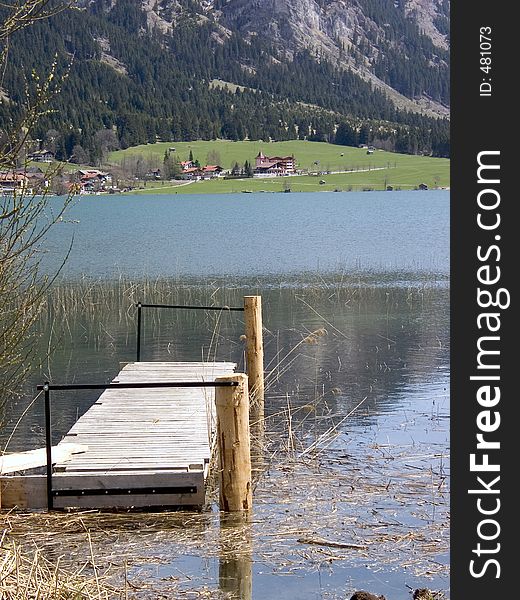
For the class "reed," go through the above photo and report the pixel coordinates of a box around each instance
[0,529,119,599]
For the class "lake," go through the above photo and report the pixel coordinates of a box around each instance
[3,190,450,599]
[43,190,449,278]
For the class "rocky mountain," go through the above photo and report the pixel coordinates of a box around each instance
[214,0,450,115]
[0,0,450,161]
[137,0,450,115]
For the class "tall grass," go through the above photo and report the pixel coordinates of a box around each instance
[0,529,119,599]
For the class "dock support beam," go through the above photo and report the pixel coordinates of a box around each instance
[243,296,264,410]
[215,374,252,512]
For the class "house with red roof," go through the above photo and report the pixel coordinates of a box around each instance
[179,166,201,180]
[179,165,223,180]
[77,169,112,192]
[200,165,223,179]
[254,152,295,176]
[0,172,29,194]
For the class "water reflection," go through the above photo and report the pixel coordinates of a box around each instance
[219,513,253,600]
[1,275,449,453]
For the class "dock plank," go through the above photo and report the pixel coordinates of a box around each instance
[0,444,88,475]
[41,362,234,509]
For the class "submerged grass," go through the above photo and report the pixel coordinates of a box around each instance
[1,434,449,597]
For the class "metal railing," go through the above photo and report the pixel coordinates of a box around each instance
[37,379,238,510]
[135,302,245,361]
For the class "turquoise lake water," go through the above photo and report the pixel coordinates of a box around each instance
[43,190,449,278]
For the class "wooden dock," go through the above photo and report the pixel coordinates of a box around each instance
[1,361,236,510]
[2,294,265,513]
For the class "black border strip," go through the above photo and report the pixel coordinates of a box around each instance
[451,2,513,596]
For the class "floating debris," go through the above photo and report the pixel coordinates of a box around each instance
[350,592,386,600]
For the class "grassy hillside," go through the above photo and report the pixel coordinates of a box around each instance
[108,140,450,194]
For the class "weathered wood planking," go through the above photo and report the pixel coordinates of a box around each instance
[56,360,234,472]
[0,444,88,475]
[1,476,47,509]
[1,362,235,510]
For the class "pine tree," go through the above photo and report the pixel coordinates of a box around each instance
[244,160,253,178]
[335,122,357,147]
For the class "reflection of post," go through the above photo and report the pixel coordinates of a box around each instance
[215,373,252,512]
[244,296,264,411]
[219,512,253,600]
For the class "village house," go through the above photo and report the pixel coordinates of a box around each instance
[15,167,49,192]
[199,165,223,179]
[77,169,113,193]
[0,172,29,194]
[179,164,223,180]
[28,149,55,163]
[179,166,200,180]
[254,152,296,176]
[180,160,194,171]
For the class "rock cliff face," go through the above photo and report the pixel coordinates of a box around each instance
[219,0,369,59]
[217,1,448,65]
[219,0,326,50]
[145,0,450,113]
[406,0,449,50]
[215,0,449,53]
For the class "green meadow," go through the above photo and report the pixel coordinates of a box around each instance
[108,139,450,194]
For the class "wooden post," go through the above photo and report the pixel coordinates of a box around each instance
[243,296,264,409]
[215,374,252,512]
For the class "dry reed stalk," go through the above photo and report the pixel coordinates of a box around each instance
[300,395,369,456]
[0,537,119,599]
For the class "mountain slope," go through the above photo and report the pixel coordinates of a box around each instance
[215,0,449,112]
[0,0,450,162]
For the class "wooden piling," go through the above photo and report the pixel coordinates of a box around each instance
[215,373,252,512]
[243,296,264,409]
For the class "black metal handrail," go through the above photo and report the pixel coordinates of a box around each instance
[38,379,238,510]
[135,301,245,362]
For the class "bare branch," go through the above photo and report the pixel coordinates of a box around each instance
[1,1,75,405]
[0,1,74,41]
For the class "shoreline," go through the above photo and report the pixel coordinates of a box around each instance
[116,184,450,197]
